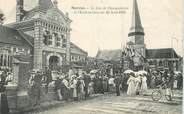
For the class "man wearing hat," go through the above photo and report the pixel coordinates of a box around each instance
[44,68,52,94]
[114,74,122,96]
[55,77,62,100]
[83,72,91,99]
[32,70,43,106]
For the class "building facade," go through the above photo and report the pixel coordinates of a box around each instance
[0,0,87,72]
[122,0,146,71]
[94,0,181,72]
[0,0,88,111]
[146,48,180,71]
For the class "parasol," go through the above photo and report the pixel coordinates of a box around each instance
[174,71,181,75]
[138,70,148,75]
[124,69,134,74]
[90,70,98,74]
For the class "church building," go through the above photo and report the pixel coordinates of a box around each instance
[124,0,180,71]
[97,0,181,72]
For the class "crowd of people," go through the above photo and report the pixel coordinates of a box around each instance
[27,69,125,106]
[0,70,13,114]
[149,70,183,90]
[126,72,148,96]
[27,68,183,105]
[0,67,183,114]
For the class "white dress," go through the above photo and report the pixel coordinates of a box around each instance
[140,76,148,94]
[72,79,78,98]
[127,76,136,95]
[135,76,141,93]
[80,80,85,95]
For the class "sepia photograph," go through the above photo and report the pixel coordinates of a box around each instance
[0,0,183,114]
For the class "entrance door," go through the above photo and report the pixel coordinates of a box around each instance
[49,56,60,71]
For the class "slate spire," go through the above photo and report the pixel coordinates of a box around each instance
[128,0,144,37]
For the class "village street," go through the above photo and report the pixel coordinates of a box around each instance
[25,90,182,114]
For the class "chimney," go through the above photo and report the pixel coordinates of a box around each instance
[16,0,24,22]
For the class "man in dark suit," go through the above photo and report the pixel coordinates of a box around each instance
[33,71,43,106]
[114,74,122,96]
[44,68,52,94]
[83,72,91,99]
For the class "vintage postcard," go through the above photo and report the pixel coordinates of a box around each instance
[0,0,183,114]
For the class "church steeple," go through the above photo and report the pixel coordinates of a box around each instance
[127,0,146,57]
[128,0,144,37]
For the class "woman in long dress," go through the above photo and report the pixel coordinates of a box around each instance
[150,74,156,89]
[108,76,115,93]
[62,77,70,101]
[127,73,136,96]
[135,74,141,95]
[140,75,148,95]
[79,77,85,100]
[70,75,78,101]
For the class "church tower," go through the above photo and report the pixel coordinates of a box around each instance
[128,0,145,57]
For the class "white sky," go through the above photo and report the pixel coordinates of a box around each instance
[0,0,182,57]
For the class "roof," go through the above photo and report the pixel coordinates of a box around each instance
[0,26,32,47]
[18,31,34,46]
[70,42,88,55]
[96,49,122,61]
[38,0,54,11]
[146,48,179,59]
[23,0,54,20]
[25,0,54,11]
[13,55,33,63]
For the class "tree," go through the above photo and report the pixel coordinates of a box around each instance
[0,9,5,25]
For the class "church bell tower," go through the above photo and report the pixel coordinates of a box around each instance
[128,0,145,57]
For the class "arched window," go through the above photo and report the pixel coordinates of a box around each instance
[153,60,157,65]
[43,31,52,45]
[43,31,48,45]
[61,34,67,48]
[48,32,52,45]
[8,55,10,67]
[0,55,3,66]
[54,33,61,47]
[164,60,168,67]
[149,60,153,65]
[4,55,7,66]
[159,61,163,66]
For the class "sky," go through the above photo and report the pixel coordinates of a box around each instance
[0,0,183,57]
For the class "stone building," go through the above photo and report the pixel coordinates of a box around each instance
[0,0,87,111]
[122,0,147,71]
[125,0,181,71]
[96,49,123,74]
[0,0,87,71]
[146,48,180,71]
[97,0,181,72]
